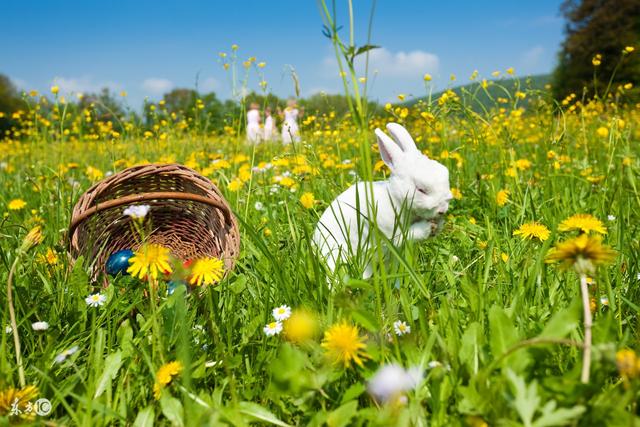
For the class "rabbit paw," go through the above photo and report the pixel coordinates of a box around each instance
[408,220,432,241]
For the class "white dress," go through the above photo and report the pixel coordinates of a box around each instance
[246,109,261,143]
[281,108,300,144]
[264,115,275,141]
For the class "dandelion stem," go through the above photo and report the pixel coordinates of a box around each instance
[7,253,26,388]
[579,274,592,383]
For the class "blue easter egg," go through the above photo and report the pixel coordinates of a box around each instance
[106,249,134,276]
[167,280,187,296]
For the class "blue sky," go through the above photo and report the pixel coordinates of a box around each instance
[2,1,565,107]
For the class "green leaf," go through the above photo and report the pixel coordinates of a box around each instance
[341,382,366,404]
[532,401,585,427]
[351,309,379,332]
[354,44,380,57]
[133,406,155,427]
[160,395,184,427]
[489,306,530,371]
[459,321,483,374]
[237,402,291,427]
[539,298,581,339]
[326,401,358,427]
[489,306,518,355]
[117,319,134,359]
[68,255,88,294]
[506,369,539,427]
[94,350,123,398]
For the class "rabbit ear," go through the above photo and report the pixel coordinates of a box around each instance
[386,123,419,153]
[375,128,403,170]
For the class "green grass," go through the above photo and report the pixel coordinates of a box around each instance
[1,82,640,426]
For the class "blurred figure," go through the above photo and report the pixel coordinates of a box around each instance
[280,99,303,144]
[246,102,261,143]
[263,107,277,141]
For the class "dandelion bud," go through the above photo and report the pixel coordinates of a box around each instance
[21,226,43,251]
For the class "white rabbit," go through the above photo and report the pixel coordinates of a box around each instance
[313,122,452,278]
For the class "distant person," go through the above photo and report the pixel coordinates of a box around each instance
[280,99,303,144]
[263,107,277,141]
[246,102,261,143]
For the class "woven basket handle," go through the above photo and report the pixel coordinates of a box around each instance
[68,191,233,248]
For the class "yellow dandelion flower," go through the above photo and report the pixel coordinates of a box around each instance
[189,257,224,286]
[545,234,616,274]
[496,189,509,207]
[513,222,550,242]
[153,361,183,400]
[228,178,243,192]
[592,54,602,66]
[300,192,315,209]
[321,321,368,368]
[127,244,173,280]
[0,385,38,419]
[8,199,26,210]
[558,214,607,235]
[451,188,462,200]
[514,159,532,170]
[284,310,319,344]
[596,127,609,138]
[616,349,640,380]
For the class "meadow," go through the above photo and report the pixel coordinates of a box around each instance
[1,60,640,426]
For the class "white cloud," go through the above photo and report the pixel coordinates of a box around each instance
[368,48,440,77]
[521,45,544,69]
[53,76,120,94]
[141,78,174,95]
[323,47,439,79]
[199,77,219,92]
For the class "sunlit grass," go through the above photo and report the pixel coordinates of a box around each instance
[1,71,640,425]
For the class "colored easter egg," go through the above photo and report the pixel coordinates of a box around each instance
[106,249,134,276]
[167,280,187,296]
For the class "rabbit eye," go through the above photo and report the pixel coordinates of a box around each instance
[417,187,430,195]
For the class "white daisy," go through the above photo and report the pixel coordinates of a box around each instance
[393,320,411,336]
[85,293,107,307]
[607,215,616,221]
[367,364,422,403]
[32,321,49,331]
[54,345,79,364]
[272,305,292,321]
[254,202,264,211]
[263,321,283,336]
[5,326,13,334]
[123,205,150,219]
[600,296,609,306]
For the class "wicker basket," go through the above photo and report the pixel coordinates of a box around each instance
[68,163,240,279]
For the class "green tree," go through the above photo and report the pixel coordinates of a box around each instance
[552,0,640,102]
[0,74,24,136]
[78,88,127,130]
